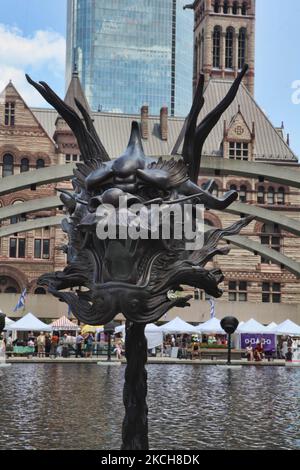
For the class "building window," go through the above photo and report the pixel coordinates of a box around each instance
[223,1,228,14]
[65,154,83,164]
[242,2,247,15]
[257,186,265,204]
[214,1,220,13]
[238,28,246,69]
[228,281,247,301]
[36,158,45,169]
[20,158,29,172]
[213,27,221,69]
[267,187,275,205]
[34,238,50,259]
[225,28,234,69]
[261,223,281,263]
[9,238,26,258]
[230,184,237,191]
[229,142,249,160]
[277,188,285,205]
[10,200,26,225]
[232,1,238,14]
[239,185,247,202]
[262,283,281,303]
[2,154,14,177]
[194,288,201,300]
[4,102,15,126]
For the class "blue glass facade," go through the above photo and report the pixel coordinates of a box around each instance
[66,0,193,116]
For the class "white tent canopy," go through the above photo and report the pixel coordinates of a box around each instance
[4,316,15,330]
[115,323,163,349]
[158,317,197,334]
[264,322,277,332]
[5,312,52,332]
[195,317,226,335]
[273,319,300,336]
[237,318,267,334]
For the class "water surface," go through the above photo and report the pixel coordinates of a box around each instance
[0,364,299,450]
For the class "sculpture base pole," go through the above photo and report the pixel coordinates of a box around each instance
[121,320,149,450]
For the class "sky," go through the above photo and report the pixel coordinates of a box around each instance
[0,0,299,157]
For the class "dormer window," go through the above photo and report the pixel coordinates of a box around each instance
[229,142,249,160]
[5,102,15,126]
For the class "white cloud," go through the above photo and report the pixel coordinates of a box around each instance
[0,24,66,107]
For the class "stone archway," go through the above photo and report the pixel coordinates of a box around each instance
[0,275,21,293]
[0,265,28,291]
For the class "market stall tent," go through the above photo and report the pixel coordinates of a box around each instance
[237,318,267,334]
[4,316,15,330]
[5,312,52,332]
[195,317,226,334]
[158,317,197,334]
[264,322,277,332]
[50,316,79,331]
[273,319,300,336]
[115,323,163,350]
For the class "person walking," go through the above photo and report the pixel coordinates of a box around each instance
[50,332,59,358]
[85,333,94,358]
[37,332,46,358]
[75,331,84,358]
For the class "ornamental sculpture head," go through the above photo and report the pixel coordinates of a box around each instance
[26,65,252,325]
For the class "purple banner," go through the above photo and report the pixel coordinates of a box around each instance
[241,334,276,352]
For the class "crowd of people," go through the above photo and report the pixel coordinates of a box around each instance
[1,330,125,359]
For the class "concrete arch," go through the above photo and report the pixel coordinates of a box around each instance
[1,158,300,198]
[201,156,300,189]
[0,196,61,222]
[0,215,299,277]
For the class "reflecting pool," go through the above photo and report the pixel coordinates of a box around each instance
[0,364,299,450]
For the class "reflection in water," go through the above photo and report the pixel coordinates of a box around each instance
[0,364,299,450]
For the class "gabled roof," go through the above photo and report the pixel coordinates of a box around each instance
[199,79,297,162]
[0,81,56,146]
[31,78,298,162]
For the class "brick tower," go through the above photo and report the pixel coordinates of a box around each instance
[186,0,255,94]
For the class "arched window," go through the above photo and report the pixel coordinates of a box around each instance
[214,1,220,13]
[239,185,247,202]
[267,187,275,205]
[34,287,46,295]
[230,184,237,191]
[232,1,238,14]
[261,223,281,263]
[213,26,221,68]
[223,1,228,14]
[2,154,14,177]
[205,218,215,227]
[10,200,26,225]
[20,158,29,172]
[277,188,285,205]
[36,158,45,169]
[242,2,247,15]
[238,28,246,69]
[257,186,265,204]
[225,28,234,69]
[0,276,21,293]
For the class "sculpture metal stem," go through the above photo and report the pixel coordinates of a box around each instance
[121,321,149,450]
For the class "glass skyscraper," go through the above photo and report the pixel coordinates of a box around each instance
[66,0,193,116]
